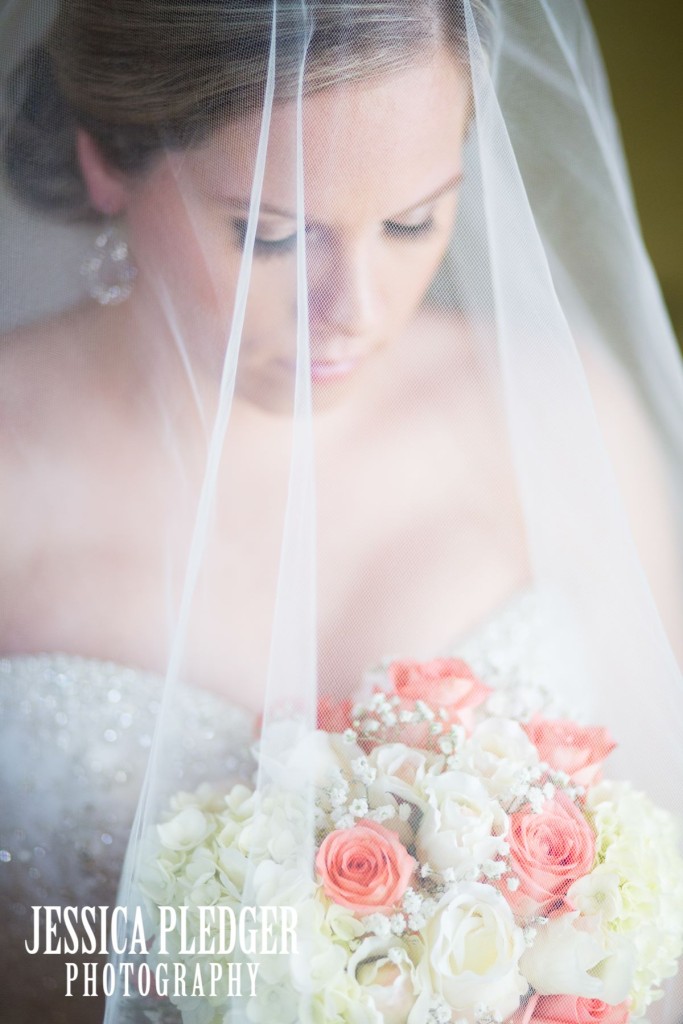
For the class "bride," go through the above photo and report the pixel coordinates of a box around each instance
[1,1,682,1022]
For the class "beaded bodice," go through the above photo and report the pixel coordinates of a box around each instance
[0,655,255,1024]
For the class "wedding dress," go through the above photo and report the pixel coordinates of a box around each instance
[1,1,683,1023]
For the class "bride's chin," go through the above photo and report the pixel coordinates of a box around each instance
[235,351,379,417]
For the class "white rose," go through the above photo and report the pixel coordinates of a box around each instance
[369,744,444,804]
[520,911,636,1003]
[412,881,526,1023]
[416,772,508,874]
[349,934,424,1024]
[460,718,539,799]
[367,744,444,846]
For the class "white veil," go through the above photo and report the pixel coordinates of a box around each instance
[1,1,682,1022]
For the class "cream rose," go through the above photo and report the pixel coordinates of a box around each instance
[413,881,527,1022]
[349,935,423,1024]
[461,718,540,798]
[416,770,509,874]
[369,743,443,802]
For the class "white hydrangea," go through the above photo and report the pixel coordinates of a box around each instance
[298,969,384,1024]
[585,780,683,1015]
[236,789,309,864]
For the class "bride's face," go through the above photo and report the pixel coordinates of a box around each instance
[110,50,470,411]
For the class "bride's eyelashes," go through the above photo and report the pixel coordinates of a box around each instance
[231,218,298,258]
[231,213,437,258]
[382,215,436,240]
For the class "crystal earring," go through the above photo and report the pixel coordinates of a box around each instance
[81,225,137,305]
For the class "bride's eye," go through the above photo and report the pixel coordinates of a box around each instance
[232,219,297,257]
[383,215,436,240]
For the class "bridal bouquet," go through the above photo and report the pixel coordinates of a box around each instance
[141,658,683,1024]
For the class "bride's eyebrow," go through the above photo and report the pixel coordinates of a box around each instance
[205,173,463,220]
[208,195,297,218]
[385,173,463,219]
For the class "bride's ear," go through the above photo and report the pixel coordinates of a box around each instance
[76,129,129,216]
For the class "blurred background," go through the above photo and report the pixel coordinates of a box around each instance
[587,0,683,344]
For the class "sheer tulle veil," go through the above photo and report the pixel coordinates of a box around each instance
[1,1,683,1022]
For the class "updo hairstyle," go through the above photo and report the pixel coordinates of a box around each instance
[1,0,493,220]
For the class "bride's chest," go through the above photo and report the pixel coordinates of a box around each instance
[3,410,528,703]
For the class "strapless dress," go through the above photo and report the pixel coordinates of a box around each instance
[0,591,553,1024]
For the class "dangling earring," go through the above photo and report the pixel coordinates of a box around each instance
[81,225,137,305]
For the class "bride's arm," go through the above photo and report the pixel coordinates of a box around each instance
[581,341,683,668]
[583,343,683,1021]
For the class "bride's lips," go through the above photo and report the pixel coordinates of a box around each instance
[275,352,366,382]
[309,356,364,381]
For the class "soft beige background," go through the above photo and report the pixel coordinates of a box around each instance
[587,0,683,342]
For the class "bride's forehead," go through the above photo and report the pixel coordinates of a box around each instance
[191,53,468,215]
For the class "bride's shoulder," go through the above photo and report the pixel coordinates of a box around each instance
[1,304,94,388]
[0,305,112,437]
[577,338,670,480]
[0,306,112,532]
[578,339,682,659]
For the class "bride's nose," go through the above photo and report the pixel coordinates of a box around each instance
[307,240,378,337]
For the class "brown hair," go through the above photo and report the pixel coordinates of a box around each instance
[2,0,493,219]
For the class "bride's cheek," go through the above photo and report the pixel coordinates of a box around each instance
[392,242,450,316]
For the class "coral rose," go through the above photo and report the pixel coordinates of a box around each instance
[504,792,595,916]
[317,695,353,733]
[524,717,616,787]
[529,996,630,1023]
[389,657,491,734]
[315,820,416,914]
